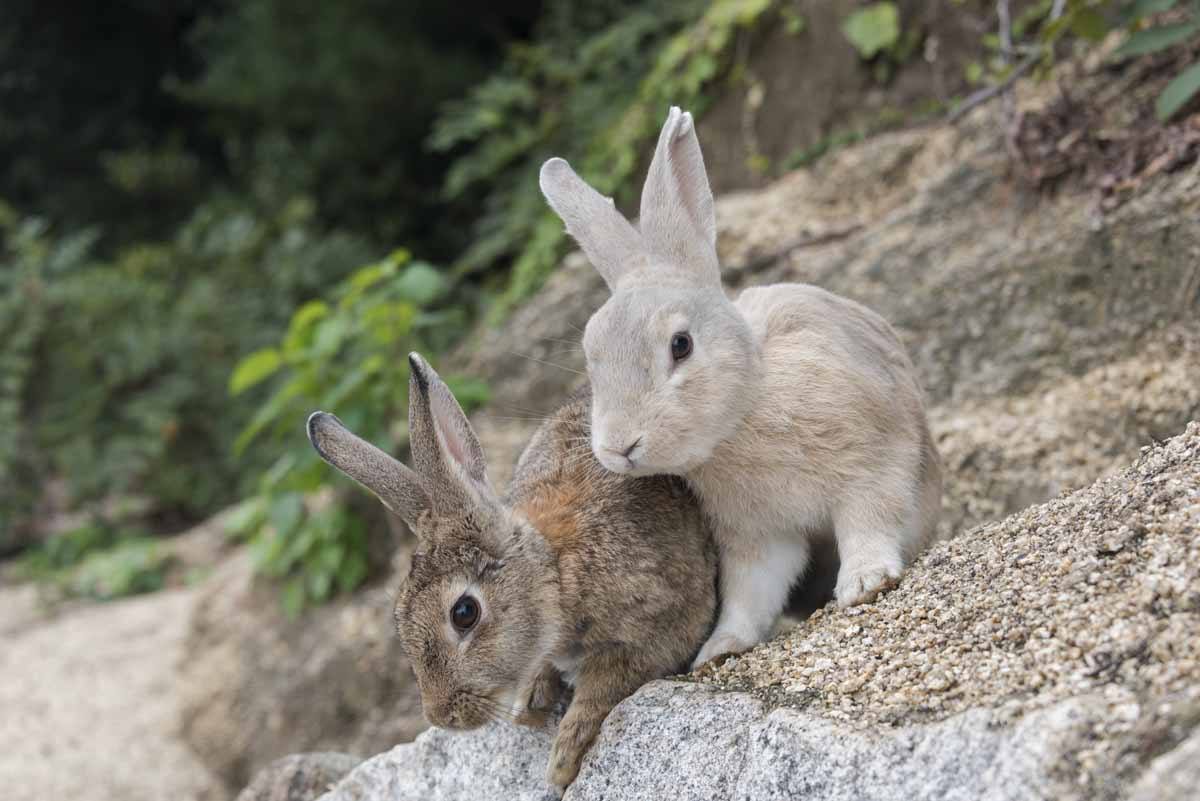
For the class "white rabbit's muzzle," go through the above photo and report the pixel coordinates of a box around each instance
[592,431,647,475]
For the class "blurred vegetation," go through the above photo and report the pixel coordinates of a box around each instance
[0,0,535,576]
[2,0,1193,605]
[959,0,1200,120]
[432,0,774,318]
[17,521,171,601]
[226,250,487,615]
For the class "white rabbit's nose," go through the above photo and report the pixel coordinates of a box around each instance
[596,436,643,473]
[616,436,642,459]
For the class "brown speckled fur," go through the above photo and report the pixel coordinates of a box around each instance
[307,356,716,796]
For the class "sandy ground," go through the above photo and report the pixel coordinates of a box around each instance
[0,581,223,801]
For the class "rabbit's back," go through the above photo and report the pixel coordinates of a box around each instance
[688,283,936,536]
[507,387,718,672]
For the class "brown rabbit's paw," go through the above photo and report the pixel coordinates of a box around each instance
[517,668,563,728]
[546,717,593,794]
[835,564,901,608]
[545,746,581,797]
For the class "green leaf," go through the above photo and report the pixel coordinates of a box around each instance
[1121,0,1179,25]
[229,348,282,396]
[282,576,306,618]
[394,262,447,305]
[308,569,332,602]
[312,315,350,358]
[444,376,491,411]
[782,9,806,35]
[347,262,395,293]
[335,551,368,593]
[283,301,330,355]
[1070,9,1110,42]
[233,377,304,455]
[1157,60,1200,120]
[222,498,265,539]
[842,2,901,59]
[268,492,304,538]
[1115,20,1200,58]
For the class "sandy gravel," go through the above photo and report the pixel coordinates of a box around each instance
[0,584,222,801]
[697,422,1200,733]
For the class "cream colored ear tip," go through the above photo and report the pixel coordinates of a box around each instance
[665,106,693,139]
[678,111,694,137]
[539,157,572,187]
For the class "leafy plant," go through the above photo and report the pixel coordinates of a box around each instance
[962,0,1200,122]
[17,522,170,601]
[228,248,488,615]
[842,2,901,59]
[67,539,170,600]
[0,194,375,545]
[1113,0,1200,119]
[430,0,775,317]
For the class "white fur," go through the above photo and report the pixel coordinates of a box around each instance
[539,107,943,668]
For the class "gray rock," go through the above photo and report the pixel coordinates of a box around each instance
[178,548,425,792]
[314,684,1145,801]
[237,753,361,801]
[1128,726,1200,801]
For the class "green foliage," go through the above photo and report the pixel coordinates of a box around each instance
[839,2,923,83]
[1114,16,1200,56]
[228,249,488,614]
[67,539,170,600]
[0,196,375,539]
[175,0,532,254]
[0,0,213,239]
[430,0,775,316]
[1157,59,1200,117]
[842,3,901,59]
[964,0,1200,122]
[17,523,170,601]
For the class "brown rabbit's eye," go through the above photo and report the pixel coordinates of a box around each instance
[670,332,692,362]
[450,595,480,632]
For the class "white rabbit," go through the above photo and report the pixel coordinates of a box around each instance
[539,106,942,667]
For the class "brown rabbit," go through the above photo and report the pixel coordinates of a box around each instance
[306,353,716,796]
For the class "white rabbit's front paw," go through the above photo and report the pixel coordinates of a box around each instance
[691,630,755,670]
[835,563,901,608]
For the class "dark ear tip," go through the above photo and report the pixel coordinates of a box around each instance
[306,411,341,459]
[408,352,429,391]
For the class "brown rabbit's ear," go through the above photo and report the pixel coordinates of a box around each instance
[307,411,430,529]
[639,106,720,287]
[406,352,496,511]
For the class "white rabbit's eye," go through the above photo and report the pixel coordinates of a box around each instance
[670,332,693,362]
[450,595,480,633]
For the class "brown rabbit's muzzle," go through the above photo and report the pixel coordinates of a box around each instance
[420,683,505,730]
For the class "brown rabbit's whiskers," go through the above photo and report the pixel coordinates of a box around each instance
[460,691,521,724]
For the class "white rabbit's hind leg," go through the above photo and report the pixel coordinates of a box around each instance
[691,535,809,669]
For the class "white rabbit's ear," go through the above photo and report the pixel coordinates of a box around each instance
[539,157,644,291]
[406,352,495,510]
[639,106,720,287]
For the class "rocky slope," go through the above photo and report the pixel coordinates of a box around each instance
[310,421,1200,801]
[177,546,426,794]
[0,583,222,801]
